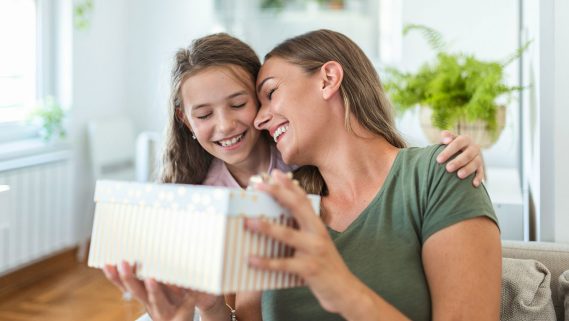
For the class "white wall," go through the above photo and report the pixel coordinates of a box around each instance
[396,0,520,168]
[71,0,129,243]
[124,0,218,133]
[71,1,218,244]
[522,0,569,243]
[553,0,569,243]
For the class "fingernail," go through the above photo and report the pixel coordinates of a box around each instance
[447,164,455,171]
[442,137,452,144]
[458,170,465,178]
[474,179,480,187]
[436,155,443,163]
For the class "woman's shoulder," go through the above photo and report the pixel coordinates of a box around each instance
[397,144,445,172]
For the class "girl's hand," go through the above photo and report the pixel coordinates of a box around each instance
[437,131,485,187]
[103,262,224,321]
[245,170,363,315]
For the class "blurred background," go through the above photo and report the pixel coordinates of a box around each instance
[0,0,567,320]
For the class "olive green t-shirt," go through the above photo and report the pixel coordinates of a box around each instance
[261,145,498,321]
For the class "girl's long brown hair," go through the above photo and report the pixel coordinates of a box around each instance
[161,33,261,184]
[265,29,407,195]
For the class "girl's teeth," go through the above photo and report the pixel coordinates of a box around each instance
[220,134,243,147]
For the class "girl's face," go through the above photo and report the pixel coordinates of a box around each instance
[254,57,327,165]
[179,66,261,166]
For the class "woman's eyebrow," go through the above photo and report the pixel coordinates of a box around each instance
[257,77,274,94]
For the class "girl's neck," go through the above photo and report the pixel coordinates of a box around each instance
[225,137,272,188]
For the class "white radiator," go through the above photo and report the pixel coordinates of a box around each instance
[0,151,74,275]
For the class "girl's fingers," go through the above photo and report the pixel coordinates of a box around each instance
[440,130,456,144]
[456,158,479,180]
[473,157,485,187]
[172,294,197,321]
[437,135,471,164]
[145,278,174,312]
[103,265,126,292]
[118,261,149,306]
[445,144,478,173]
[245,217,311,249]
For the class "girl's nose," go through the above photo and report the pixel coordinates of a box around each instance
[218,113,237,133]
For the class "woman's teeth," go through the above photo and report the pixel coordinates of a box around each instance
[273,125,288,142]
[219,134,243,147]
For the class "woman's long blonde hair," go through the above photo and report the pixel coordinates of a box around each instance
[265,29,406,195]
[161,33,262,184]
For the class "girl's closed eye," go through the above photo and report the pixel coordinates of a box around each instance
[195,112,212,120]
[231,102,247,108]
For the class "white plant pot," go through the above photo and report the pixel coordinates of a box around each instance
[419,106,506,149]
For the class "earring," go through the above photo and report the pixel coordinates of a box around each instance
[191,133,196,140]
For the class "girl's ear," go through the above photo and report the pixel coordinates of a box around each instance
[176,108,187,124]
[176,108,192,130]
[320,61,344,100]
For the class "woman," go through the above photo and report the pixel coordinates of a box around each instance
[247,29,501,320]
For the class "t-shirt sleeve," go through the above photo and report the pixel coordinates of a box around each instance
[421,145,499,243]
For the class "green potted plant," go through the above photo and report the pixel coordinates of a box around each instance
[384,24,528,148]
[28,96,67,143]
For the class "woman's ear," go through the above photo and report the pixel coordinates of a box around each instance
[320,61,343,100]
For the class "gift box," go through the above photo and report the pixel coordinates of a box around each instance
[88,180,320,294]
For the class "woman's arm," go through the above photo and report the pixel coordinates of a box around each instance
[246,170,501,321]
[422,217,502,320]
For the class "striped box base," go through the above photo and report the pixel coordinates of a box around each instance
[88,180,319,294]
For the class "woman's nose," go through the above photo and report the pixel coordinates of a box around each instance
[254,104,271,130]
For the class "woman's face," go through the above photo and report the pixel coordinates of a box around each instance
[255,57,327,165]
[179,66,261,166]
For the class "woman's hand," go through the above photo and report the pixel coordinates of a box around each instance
[245,170,363,315]
[437,131,485,187]
[103,262,224,321]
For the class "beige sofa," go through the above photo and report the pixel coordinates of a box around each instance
[502,241,569,321]
[138,241,569,321]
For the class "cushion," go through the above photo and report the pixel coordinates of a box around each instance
[501,258,556,321]
[560,270,569,321]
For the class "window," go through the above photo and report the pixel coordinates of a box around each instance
[0,0,37,124]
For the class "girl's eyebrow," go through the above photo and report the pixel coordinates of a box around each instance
[257,77,274,94]
[192,91,248,110]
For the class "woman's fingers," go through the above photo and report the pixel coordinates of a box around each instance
[118,261,149,306]
[245,217,311,249]
[248,255,304,275]
[255,170,323,232]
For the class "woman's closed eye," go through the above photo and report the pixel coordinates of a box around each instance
[266,87,277,100]
[231,102,247,109]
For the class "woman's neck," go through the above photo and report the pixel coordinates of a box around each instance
[225,138,272,188]
[318,135,399,201]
